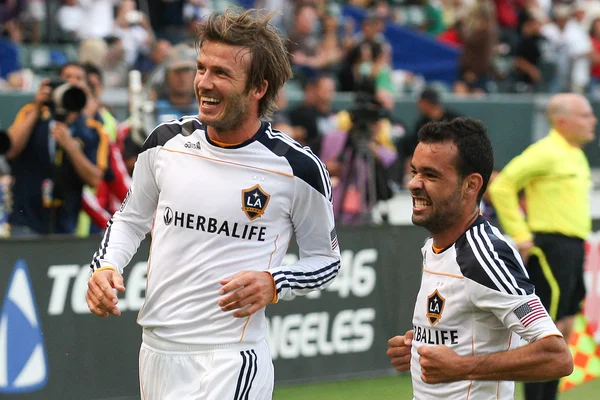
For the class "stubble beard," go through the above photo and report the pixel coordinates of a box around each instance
[412,189,464,235]
[199,91,250,133]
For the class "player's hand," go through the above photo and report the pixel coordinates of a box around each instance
[218,271,275,318]
[517,240,534,265]
[86,268,126,318]
[418,345,466,383]
[386,330,413,372]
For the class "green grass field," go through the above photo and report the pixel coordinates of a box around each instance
[273,375,600,399]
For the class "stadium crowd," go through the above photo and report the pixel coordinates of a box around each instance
[0,0,599,237]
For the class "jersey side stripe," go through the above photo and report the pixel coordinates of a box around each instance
[267,127,332,200]
[465,230,511,294]
[478,224,526,295]
[266,128,332,201]
[472,225,520,295]
[90,218,113,271]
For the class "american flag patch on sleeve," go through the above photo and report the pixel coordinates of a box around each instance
[330,228,338,250]
[513,298,548,327]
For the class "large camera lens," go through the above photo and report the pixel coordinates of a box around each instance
[48,80,87,114]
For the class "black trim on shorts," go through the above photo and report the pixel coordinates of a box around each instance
[234,349,258,400]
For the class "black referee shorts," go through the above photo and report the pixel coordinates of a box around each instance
[527,233,586,321]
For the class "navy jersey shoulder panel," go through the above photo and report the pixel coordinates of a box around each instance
[141,117,203,152]
[456,216,534,295]
[257,127,331,200]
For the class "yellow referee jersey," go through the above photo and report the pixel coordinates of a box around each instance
[489,130,591,243]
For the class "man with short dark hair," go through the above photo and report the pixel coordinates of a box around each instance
[387,117,572,399]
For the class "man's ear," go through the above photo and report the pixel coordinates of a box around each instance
[464,173,484,199]
[252,79,268,101]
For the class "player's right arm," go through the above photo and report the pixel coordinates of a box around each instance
[488,142,550,244]
[87,127,162,316]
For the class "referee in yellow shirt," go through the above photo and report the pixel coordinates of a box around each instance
[489,93,596,400]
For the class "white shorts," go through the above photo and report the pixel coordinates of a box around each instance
[139,333,274,400]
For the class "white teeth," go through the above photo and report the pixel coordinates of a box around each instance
[415,199,431,207]
[201,97,220,103]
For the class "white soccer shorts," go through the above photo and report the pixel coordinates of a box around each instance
[139,333,274,400]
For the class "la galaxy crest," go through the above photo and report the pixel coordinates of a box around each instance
[241,184,270,221]
[426,289,445,326]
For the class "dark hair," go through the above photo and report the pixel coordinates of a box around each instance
[82,62,103,84]
[419,87,441,106]
[195,7,293,119]
[58,62,84,77]
[417,117,494,202]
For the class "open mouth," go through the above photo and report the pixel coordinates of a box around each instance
[413,197,432,212]
[200,96,221,107]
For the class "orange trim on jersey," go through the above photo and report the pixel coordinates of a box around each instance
[239,316,253,343]
[161,148,295,178]
[137,214,157,324]
[465,335,475,399]
[210,137,245,147]
[432,245,444,254]
[267,234,279,304]
[423,269,464,280]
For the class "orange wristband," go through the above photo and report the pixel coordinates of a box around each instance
[264,271,278,304]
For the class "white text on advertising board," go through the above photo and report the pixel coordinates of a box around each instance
[268,249,377,359]
[45,248,378,359]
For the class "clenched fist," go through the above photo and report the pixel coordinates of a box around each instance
[386,330,413,372]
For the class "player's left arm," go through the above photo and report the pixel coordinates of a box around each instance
[269,167,341,302]
[418,334,571,383]
[219,158,340,317]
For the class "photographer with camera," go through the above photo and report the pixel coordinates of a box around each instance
[5,62,108,236]
[321,79,398,225]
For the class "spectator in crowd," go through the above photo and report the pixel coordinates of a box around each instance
[0,20,23,90]
[5,62,108,236]
[56,0,83,42]
[454,0,498,95]
[405,86,461,162]
[133,39,173,83]
[512,10,546,92]
[123,44,198,174]
[286,4,322,80]
[113,0,156,67]
[153,43,198,125]
[288,73,338,155]
[589,17,600,94]
[77,0,118,41]
[542,4,592,93]
[490,93,596,400]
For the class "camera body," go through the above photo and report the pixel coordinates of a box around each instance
[44,80,87,122]
[349,78,385,141]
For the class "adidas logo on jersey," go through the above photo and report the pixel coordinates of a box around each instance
[184,141,202,150]
[0,260,48,394]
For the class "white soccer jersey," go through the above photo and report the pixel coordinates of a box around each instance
[90,117,341,346]
[411,216,562,400]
